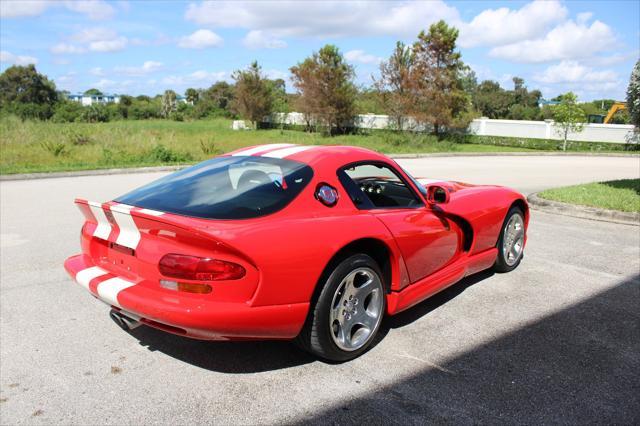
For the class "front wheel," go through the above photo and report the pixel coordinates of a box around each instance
[297,254,386,362]
[493,207,525,273]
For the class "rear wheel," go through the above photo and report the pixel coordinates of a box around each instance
[493,207,525,273]
[297,254,386,362]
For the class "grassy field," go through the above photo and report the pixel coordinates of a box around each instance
[538,179,640,213]
[0,116,634,174]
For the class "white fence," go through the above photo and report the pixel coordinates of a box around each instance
[469,118,635,144]
[267,113,636,144]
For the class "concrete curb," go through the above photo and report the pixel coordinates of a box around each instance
[390,152,639,159]
[1,152,638,181]
[527,192,640,226]
[0,165,187,182]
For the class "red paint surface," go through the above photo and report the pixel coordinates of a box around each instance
[64,145,528,340]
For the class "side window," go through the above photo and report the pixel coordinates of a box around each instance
[340,163,423,209]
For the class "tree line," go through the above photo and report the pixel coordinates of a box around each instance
[0,20,637,133]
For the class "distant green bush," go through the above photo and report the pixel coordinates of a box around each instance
[52,101,85,122]
[146,144,192,163]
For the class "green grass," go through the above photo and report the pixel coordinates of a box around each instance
[538,179,640,213]
[0,115,635,174]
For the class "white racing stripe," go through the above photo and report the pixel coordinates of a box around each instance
[231,143,295,156]
[88,201,112,240]
[416,178,446,185]
[261,145,315,159]
[111,204,141,249]
[137,208,164,216]
[97,277,136,308]
[75,266,108,290]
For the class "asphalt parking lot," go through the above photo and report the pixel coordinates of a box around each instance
[1,155,639,424]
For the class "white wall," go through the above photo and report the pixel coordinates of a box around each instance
[470,118,635,144]
[267,113,637,144]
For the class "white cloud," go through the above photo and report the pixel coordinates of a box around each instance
[0,50,38,65]
[56,71,77,89]
[90,67,105,76]
[534,60,618,84]
[162,70,226,87]
[345,50,382,65]
[242,30,286,49]
[458,0,567,48]
[63,0,115,20]
[489,19,616,63]
[1,0,114,20]
[50,43,86,54]
[0,1,48,18]
[71,27,118,43]
[178,29,223,49]
[184,0,459,38]
[89,36,127,52]
[577,12,593,24]
[586,50,640,67]
[264,69,288,80]
[93,78,134,92]
[51,28,127,54]
[93,78,116,88]
[114,61,163,76]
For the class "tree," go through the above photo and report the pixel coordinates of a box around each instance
[161,89,177,118]
[512,77,525,105]
[410,20,468,135]
[473,80,512,118]
[84,88,103,96]
[459,67,478,95]
[205,81,234,110]
[0,65,57,108]
[185,88,199,104]
[554,92,586,151]
[376,41,414,130]
[232,61,273,128]
[627,59,640,128]
[290,44,357,134]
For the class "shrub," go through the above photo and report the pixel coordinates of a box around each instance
[79,104,109,123]
[66,131,93,146]
[199,139,222,155]
[169,111,184,121]
[52,101,84,123]
[146,144,192,163]
[40,140,68,156]
[6,102,54,120]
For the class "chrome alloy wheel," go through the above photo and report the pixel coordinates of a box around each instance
[329,267,384,352]
[503,213,525,266]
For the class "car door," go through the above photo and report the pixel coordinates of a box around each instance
[338,162,460,284]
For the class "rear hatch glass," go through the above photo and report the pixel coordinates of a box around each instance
[115,156,314,219]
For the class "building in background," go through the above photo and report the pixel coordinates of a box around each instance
[67,93,121,106]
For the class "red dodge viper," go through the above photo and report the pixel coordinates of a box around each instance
[64,144,528,361]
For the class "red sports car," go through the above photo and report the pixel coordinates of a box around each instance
[64,144,528,361]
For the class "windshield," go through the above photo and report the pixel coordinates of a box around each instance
[400,166,428,196]
[116,156,314,219]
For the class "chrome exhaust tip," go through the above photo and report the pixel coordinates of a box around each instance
[109,309,142,331]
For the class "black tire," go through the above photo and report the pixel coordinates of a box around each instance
[493,206,525,273]
[296,254,386,362]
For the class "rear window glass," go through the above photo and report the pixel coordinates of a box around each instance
[116,156,314,219]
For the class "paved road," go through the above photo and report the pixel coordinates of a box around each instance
[1,155,639,424]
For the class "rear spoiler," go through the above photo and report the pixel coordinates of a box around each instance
[75,198,166,250]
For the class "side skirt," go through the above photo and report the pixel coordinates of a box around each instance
[386,248,497,315]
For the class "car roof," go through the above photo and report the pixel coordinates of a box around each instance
[224,144,392,169]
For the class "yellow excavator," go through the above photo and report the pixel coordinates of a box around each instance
[588,101,627,124]
[603,102,627,123]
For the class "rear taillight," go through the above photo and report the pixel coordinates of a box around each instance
[158,254,246,281]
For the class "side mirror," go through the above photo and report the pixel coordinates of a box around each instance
[426,185,450,205]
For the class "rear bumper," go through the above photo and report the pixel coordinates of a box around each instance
[64,254,309,340]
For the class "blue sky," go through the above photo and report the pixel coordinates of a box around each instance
[1,0,638,101]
